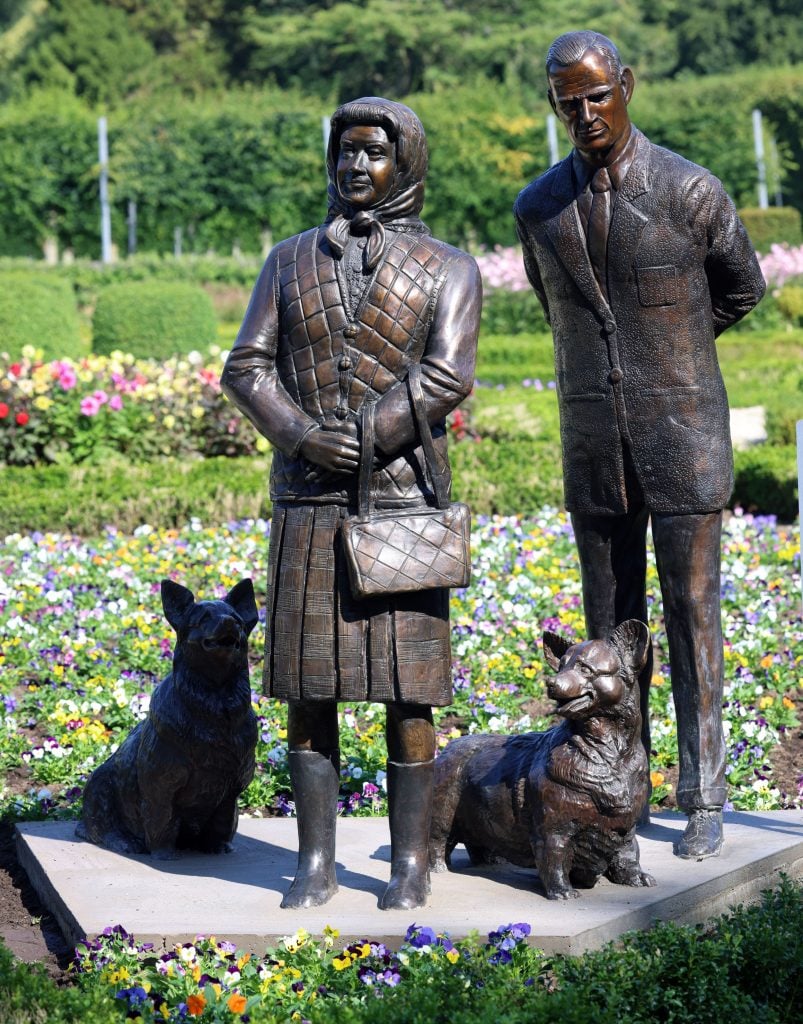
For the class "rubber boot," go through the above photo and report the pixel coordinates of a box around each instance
[281,749,339,909]
[379,759,434,911]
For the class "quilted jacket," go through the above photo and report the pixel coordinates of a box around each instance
[221,225,481,507]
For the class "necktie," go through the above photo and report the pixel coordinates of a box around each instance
[587,166,611,294]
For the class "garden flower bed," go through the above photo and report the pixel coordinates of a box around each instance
[0,347,479,469]
[1,510,799,827]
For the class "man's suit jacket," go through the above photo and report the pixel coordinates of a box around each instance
[514,128,765,516]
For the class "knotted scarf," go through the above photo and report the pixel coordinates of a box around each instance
[324,97,429,271]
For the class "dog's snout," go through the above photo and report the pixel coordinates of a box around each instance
[201,615,244,652]
[548,668,584,700]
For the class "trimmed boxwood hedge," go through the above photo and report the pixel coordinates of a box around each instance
[0,457,272,536]
[739,205,802,252]
[92,280,217,358]
[1,439,797,537]
[0,272,84,361]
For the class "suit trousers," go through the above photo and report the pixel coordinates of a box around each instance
[571,490,728,812]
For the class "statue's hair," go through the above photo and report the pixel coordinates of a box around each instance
[327,96,428,190]
[545,31,623,79]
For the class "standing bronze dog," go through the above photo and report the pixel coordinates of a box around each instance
[429,620,656,899]
[76,579,259,859]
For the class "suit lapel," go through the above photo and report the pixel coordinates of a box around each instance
[608,131,650,274]
[544,157,610,319]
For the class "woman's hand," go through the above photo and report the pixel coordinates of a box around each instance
[300,422,360,476]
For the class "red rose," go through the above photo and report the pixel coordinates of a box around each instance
[0,403,8,418]
[15,411,29,426]
[9,363,22,376]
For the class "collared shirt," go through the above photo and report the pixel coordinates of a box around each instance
[573,126,638,233]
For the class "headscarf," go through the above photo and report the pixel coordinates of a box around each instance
[325,97,429,271]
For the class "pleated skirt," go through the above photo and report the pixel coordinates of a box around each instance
[264,504,453,706]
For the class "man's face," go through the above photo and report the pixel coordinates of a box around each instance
[336,125,396,208]
[547,49,634,164]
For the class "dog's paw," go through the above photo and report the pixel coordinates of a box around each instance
[150,846,180,861]
[545,887,580,900]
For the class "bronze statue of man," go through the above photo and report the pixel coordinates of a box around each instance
[221,97,480,908]
[514,31,765,859]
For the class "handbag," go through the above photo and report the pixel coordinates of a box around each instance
[341,362,471,599]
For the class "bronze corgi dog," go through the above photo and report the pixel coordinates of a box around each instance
[429,620,656,899]
[77,579,259,859]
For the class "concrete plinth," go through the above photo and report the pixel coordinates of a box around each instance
[16,810,803,956]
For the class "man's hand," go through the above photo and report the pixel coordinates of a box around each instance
[300,422,360,477]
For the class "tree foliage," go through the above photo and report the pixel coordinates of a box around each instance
[0,1,801,256]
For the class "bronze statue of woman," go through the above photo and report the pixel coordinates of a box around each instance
[221,97,480,910]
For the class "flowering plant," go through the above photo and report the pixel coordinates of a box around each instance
[0,346,257,466]
[0,347,477,467]
[759,243,803,288]
[71,919,540,1021]
[0,511,799,834]
[476,243,803,294]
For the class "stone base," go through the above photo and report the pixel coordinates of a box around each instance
[16,810,803,956]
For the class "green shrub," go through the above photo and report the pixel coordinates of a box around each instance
[776,285,803,326]
[0,456,272,535]
[739,206,803,253]
[92,281,216,358]
[452,437,564,515]
[481,288,549,336]
[0,272,84,360]
[733,444,798,519]
[0,939,121,1023]
[476,333,555,386]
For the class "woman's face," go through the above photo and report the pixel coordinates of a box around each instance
[336,125,397,209]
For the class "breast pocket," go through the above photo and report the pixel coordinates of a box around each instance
[636,265,679,307]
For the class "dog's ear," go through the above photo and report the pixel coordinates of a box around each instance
[609,619,650,674]
[543,631,573,672]
[225,578,259,637]
[161,579,195,633]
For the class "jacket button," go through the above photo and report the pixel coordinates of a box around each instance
[343,324,358,338]
[608,367,623,384]
[604,319,616,334]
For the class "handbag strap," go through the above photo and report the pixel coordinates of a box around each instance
[357,399,376,519]
[356,362,449,518]
[407,362,449,510]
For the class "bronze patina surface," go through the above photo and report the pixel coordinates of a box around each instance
[514,31,765,858]
[76,580,259,859]
[221,97,481,909]
[430,621,655,899]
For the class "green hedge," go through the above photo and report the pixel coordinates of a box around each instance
[733,444,799,520]
[481,289,549,336]
[0,272,84,361]
[739,206,803,253]
[777,286,803,327]
[0,457,272,536]
[475,333,556,385]
[3,440,795,536]
[92,281,217,358]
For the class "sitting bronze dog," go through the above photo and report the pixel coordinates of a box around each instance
[76,579,259,859]
[429,620,656,899]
